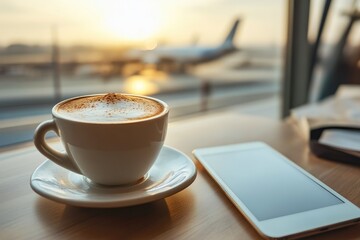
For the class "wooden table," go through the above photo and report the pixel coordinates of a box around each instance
[1,112,359,239]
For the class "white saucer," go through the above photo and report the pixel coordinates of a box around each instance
[30,146,197,208]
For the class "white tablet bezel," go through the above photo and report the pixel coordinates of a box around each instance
[193,142,360,239]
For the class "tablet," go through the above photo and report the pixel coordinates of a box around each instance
[193,142,360,239]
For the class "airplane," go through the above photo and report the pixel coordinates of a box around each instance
[126,18,241,71]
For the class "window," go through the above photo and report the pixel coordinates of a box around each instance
[1,0,286,146]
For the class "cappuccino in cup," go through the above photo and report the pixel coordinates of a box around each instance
[34,93,169,186]
[57,93,164,122]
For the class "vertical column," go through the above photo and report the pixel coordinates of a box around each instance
[52,25,61,103]
[282,0,310,118]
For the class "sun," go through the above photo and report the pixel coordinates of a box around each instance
[101,0,160,42]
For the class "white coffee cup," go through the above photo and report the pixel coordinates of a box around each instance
[34,93,169,186]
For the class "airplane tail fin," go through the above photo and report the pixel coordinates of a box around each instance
[223,18,240,46]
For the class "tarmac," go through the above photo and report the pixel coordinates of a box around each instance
[0,52,281,147]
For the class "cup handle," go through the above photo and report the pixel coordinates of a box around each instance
[34,119,81,174]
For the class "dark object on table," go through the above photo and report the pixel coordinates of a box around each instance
[310,126,360,165]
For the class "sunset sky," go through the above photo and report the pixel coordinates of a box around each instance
[0,0,358,47]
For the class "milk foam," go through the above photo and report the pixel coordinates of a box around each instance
[57,94,164,122]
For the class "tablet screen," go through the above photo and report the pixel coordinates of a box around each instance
[203,147,343,221]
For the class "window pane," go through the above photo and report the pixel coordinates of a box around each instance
[0,0,286,146]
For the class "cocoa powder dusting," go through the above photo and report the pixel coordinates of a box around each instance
[58,93,163,122]
[101,93,128,104]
